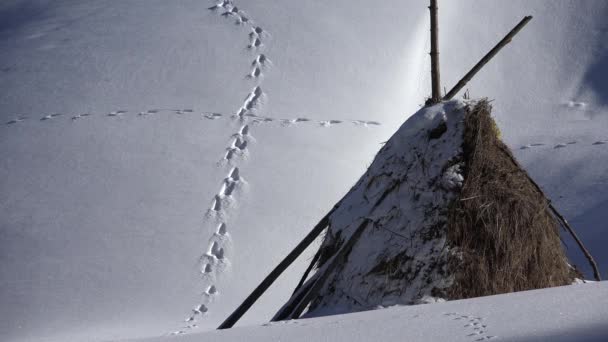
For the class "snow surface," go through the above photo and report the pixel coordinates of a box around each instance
[1,1,607,341]
[134,282,608,342]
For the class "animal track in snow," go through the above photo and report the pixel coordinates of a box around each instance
[353,120,381,126]
[221,7,239,18]
[233,136,248,150]
[6,116,27,124]
[224,148,237,161]
[519,139,608,150]
[220,179,237,196]
[204,112,223,120]
[71,113,92,120]
[251,26,264,36]
[228,167,241,181]
[216,222,228,236]
[520,143,545,150]
[174,109,194,115]
[236,86,263,116]
[564,100,587,109]
[206,285,218,295]
[41,113,62,120]
[235,15,249,25]
[208,0,231,11]
[248,37,262,49]
[238,125,250,136]
[209,241,225,260]
[246,66,261,79]
[222,137,248,162]
[443,312,496,341]
[210,194,222,212]
[249,115,274,123]
[319,119,343,127]
[138,109,159,116]
[108,110,127,117]
[194,304,209,315]
[280,119,297,126]
[252,54,269,67]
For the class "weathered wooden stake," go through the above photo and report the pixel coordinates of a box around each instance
[444,16,532,100]
[429,0,441,103]
[496,142,601,281]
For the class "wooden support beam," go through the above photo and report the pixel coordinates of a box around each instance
[429,0,441,103]
[217,212,332,329]
[550,203,602,281]
[496,141,601,281]
[444,16,532,101]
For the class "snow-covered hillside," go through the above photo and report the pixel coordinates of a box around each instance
[1,1,607,342]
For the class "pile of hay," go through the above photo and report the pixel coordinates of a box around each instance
[447,100,577,299]
[275,100,577,320]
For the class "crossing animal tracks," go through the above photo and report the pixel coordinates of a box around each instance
[0,0,378,336]
[177,1,272,333]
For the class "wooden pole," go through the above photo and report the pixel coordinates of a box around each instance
[429,0,441,103]
[549,204,602,281]
[494,132,601,281]
[444,16,532,100]
[217,212,332,329]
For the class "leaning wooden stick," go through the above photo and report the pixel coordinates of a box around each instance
[217,212,332,329]
[496,139,601,281]
[550,204,601,281]
[443,16,533,100]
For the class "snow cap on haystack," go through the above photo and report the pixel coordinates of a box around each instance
[277,100,576,319]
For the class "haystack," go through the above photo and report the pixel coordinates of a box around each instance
[273,99,578,320]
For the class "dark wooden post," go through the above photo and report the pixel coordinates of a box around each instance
[429,0,441,103]
[443,16,533,100]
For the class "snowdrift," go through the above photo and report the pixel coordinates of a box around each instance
[277,100,576,319]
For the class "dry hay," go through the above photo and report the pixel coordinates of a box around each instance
[446,100,576,300]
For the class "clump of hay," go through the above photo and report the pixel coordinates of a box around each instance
[446,100,576,299]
